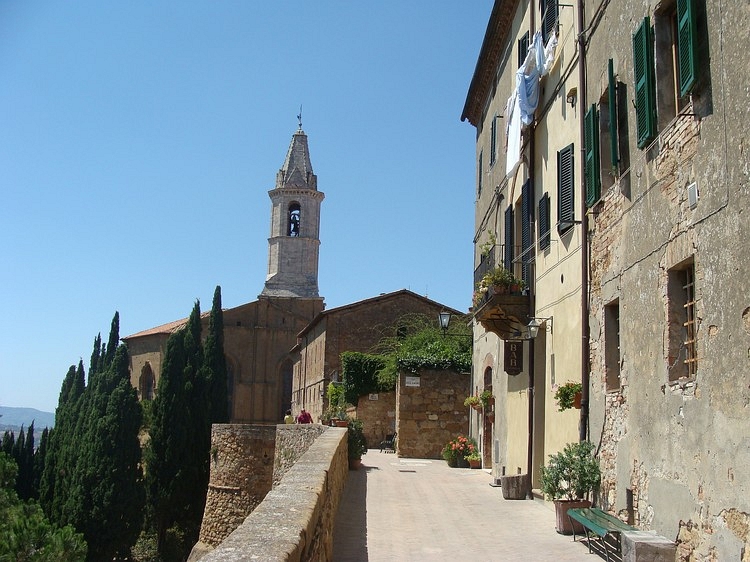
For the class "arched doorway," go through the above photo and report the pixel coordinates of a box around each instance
[482,366,493,467]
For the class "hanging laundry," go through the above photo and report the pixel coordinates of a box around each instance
[506,90,522,177]
[516,30,558,127]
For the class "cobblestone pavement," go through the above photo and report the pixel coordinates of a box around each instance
[333,450,594,561]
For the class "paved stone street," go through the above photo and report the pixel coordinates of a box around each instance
[333,449,594,561]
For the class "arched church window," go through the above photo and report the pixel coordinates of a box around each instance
[288,203,301,237]
[140,362,155,401]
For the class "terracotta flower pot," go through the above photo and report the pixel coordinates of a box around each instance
[469,459,481,469]
[554,499,592,534]
[573,392,582,409]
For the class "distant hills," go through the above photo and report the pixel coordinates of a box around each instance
[0,406,55,433]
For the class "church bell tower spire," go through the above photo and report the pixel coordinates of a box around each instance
[261,127,324,298]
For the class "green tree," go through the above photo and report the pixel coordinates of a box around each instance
[204,286,228,424]
[145,308,194,558]
[0,452,87,561]
[72,344,144,561]
[146,301,215,560]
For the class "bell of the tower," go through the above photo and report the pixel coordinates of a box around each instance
[261,128,325,298]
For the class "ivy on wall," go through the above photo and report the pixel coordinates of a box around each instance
[340,313,472,404]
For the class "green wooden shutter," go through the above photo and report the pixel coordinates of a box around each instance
[504,207,514,271]
[585,104,601,207]
[521,179,533,285]
[633,17,656,149]
[608,59,619,169]
[557,144,575,234]
[538,193,551,251]
[677,0,698,96]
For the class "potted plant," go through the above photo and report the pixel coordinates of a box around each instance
[442,435,478,468]
[479,389,494,410]
[554,381,583,411]
[347,418,368,469]
[463,394,482,411]
[475,266,526,298]
[466,451,482,469]
[540,441,601,534]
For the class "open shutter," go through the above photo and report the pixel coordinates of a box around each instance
[557,144,575,234]
[538,193,551,251]
[490,116,497,165]
[518,31,530,69]
[521,179,533,285]
[608,59,619,169]
[585,104,600,207]
[504,207,514,271]
[677,0,698,96]
[633,17,656,149]
[542,0,558,44]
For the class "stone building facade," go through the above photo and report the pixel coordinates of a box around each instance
[465,0,750,557]
[124,127,324,424]
[291,290,463,432]
[462,0,583,488]
[582,0,750,558]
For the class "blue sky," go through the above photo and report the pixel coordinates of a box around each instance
[0,2,489,413]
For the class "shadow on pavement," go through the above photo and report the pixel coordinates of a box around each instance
[332,459,376,561]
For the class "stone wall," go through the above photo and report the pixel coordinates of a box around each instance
[353,391,396,447]
[198,427,348,562]
[194,425,276,550]
[396,369,469,459]
[192,423,328,557]
[273,424,327,488]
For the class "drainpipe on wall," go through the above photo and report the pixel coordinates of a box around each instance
[577,0,590,443]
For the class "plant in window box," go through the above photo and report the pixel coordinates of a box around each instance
[540,440,601,534]
[477,267,526,296]
[553,381,583,411]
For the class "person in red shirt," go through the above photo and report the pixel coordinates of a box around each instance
[296,409,313,424]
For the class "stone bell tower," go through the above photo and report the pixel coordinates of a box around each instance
[261,126,324,298]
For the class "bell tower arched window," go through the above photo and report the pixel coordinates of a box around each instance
[288,203,301,236]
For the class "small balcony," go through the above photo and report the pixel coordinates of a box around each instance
[473,288,530,340]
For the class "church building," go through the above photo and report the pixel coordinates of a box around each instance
[124,126,325,424]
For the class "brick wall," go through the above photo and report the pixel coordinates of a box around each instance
[396,369,469,459]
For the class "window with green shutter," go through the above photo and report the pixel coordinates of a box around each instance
[518,31,529,69]
[677,0,698,96]
[504,207,514,272]
[521,179,533,285]
[541,0,558,44]
[557,144,575,234]
[585,104,600,207]
[538,193,551,251]
[608,59,619,169]
[633,17,656,149]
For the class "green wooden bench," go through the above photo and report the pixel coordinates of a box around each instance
[567,507,637,562]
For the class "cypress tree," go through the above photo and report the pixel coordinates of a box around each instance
[205,286,228,424]
[146,326,188,554]
[73,344,144,561]
[2,430,13,457]
[147,301,213,559]
[33,427,49,500]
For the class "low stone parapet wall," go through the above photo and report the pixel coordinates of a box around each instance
[198,427,348,562]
